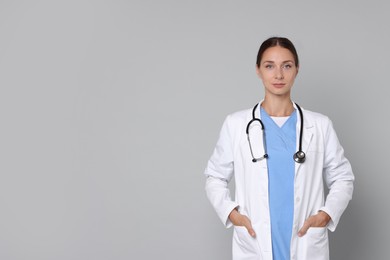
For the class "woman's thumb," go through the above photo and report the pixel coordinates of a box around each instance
[246,223,256,237]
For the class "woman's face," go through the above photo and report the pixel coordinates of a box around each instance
[256,46,299,98]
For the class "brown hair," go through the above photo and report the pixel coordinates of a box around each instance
[256,37,299,68]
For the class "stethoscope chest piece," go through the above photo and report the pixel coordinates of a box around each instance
[293,151,306,163]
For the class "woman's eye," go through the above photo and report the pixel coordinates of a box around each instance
[265,64,273,69]
[283,64,292,69]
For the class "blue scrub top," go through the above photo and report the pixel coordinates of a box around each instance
[260,107,297,260]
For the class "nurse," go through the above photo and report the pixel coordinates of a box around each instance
[204,37,354,260]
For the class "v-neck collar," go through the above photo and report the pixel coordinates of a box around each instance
[260,107,297,129]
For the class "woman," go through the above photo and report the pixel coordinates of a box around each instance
[204,37,354,260]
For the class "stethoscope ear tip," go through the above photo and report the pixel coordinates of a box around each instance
[252,158,257,163]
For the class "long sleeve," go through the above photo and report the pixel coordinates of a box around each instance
[319,118,354,231]
[204,115,239,227]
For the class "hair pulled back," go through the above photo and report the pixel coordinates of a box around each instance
[256,37,299,68]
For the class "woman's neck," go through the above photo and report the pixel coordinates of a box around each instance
[261,97,294,117]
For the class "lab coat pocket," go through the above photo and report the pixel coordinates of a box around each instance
[233,225,260,256]
[299,227,329,260]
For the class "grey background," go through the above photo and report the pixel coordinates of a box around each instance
[0,1,388,259]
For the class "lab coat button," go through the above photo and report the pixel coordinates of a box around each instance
[296,197,300,202]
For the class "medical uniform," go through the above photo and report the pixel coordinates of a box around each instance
[204,102,354,260]
[261,107,296,259]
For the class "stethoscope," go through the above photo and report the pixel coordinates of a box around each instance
[246,103,306,163]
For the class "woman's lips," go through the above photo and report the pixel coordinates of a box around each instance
[272,83,285,88]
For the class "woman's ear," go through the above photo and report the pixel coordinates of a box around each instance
[255,65,262,79]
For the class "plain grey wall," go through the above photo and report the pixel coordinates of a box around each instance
[0,1,388,259]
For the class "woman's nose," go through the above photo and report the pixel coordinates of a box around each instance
[275,68,284,79]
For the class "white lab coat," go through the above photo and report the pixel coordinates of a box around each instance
[204,102,354,260]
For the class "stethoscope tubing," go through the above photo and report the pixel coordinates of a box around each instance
[247,102,305,163]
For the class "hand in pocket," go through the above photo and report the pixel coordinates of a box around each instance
[298,210,331,237]
[229,208,256,237]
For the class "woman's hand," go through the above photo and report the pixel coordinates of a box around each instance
[229,208,256,237]
[298,210,331,237]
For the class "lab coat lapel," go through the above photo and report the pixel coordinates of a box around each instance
[246,102,268,223]
[294,104,313,175]
[247,102,272,254]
